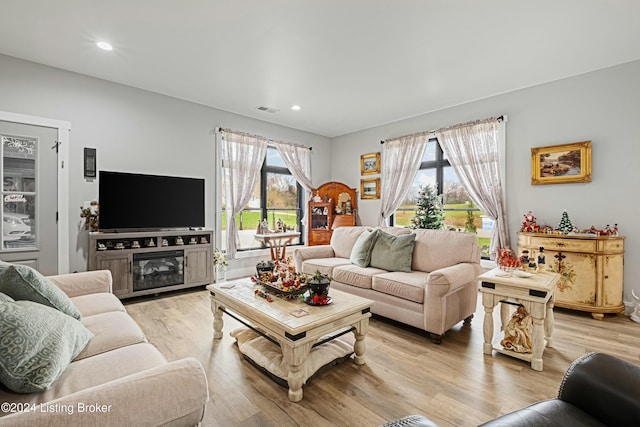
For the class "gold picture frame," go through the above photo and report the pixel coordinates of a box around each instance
[531,141,592,185]
[360,178,380,199]
[360,152,381,175]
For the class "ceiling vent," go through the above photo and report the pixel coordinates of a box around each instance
[257,105,279,113]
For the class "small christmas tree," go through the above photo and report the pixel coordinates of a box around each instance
[465,200,477,234]
[557,210,573,233]
[410,184,444,230]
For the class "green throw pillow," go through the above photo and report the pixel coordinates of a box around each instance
[369,231,416,273]
[350,229,379,267]
[0,300,94,393]
[0,262,81,320]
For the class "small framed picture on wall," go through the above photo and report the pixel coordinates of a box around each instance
[360,152,381,175]
[360,178,380,199]
[531,140,592,185]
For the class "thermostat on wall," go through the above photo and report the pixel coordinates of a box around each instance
[84,148,96,178]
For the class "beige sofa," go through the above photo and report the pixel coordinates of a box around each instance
[293,226,482,343]
[0,270,208,427]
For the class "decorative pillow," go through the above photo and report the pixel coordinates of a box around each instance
[0,262,81,320]
[349,229,379,267]
[369,230,416,273]
[0,300,94,393]
[0,292,14,303]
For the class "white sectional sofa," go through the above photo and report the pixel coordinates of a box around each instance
[293,226,482,343]
[0,269,208,427]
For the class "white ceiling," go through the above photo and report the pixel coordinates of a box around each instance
[1,1,640,137]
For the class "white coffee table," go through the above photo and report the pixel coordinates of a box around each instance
[207,279,374,402]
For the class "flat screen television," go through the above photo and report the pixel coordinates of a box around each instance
[98,171,205,231]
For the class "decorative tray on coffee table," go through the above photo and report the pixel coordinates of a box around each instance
[251,273,308,296]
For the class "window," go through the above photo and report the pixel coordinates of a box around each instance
[393,138,491,258]
[221,147,302,251]
[2,136,36,249]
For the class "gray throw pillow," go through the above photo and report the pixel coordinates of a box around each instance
[369,231,416,272]
[0,262,81,320]
[350,229,379,267]
[0,292,14,303]
[0,300,94,393]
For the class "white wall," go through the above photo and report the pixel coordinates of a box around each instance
[331,60,640,300]
[0,54,332,273]
[2,53,638,300]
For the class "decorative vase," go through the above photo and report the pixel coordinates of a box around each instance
[308,278,330,296]
[215,265,227,283]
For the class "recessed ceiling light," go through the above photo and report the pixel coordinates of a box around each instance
[96,41,113,51]
[291,105,301,111]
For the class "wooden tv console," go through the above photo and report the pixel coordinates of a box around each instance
[88,229,213,299]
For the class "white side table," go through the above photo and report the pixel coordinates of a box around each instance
[478,268,559,371]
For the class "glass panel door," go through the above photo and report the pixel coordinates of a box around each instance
[0,120,58,275]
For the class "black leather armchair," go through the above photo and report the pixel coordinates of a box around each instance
[480,352,640,426]
[382,352,640,427]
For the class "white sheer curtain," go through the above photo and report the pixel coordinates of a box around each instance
[221,130,267,259]
[436,118,509,259]
[272,141,314,230]
[379,135,428,226]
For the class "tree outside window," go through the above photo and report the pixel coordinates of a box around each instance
[393,138,491,258]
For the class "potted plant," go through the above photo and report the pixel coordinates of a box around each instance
[308,270,331,297]
[213,249,228,282]
[80,202,99,231]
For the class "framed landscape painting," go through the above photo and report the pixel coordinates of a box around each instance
[531,141,592,185]
[360,178,380,199]
[360,152,380,175]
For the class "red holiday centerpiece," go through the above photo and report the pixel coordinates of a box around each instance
[251,259,307,297]
[498,247,522,272]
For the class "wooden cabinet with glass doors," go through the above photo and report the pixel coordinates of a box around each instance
[307,181,357,246]
[308,202,333,245]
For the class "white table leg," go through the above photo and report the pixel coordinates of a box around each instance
[483,302,494,355]
[211,299,224,340]
[353,318,370,365]
[531,315,544,371]
[545,295,555,348]
[282,343,313,402]
[500,302,510,332]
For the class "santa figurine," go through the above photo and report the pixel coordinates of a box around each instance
[521,211,539,233]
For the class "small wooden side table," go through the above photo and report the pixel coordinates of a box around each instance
[254,231,301,261]
[478,268,559,371]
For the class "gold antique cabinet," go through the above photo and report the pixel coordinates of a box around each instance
[518,232,624,319]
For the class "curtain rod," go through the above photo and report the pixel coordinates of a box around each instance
[380,115,505,144]
[216,127,312,150]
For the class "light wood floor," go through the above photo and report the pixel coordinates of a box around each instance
[125,288,640,427]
